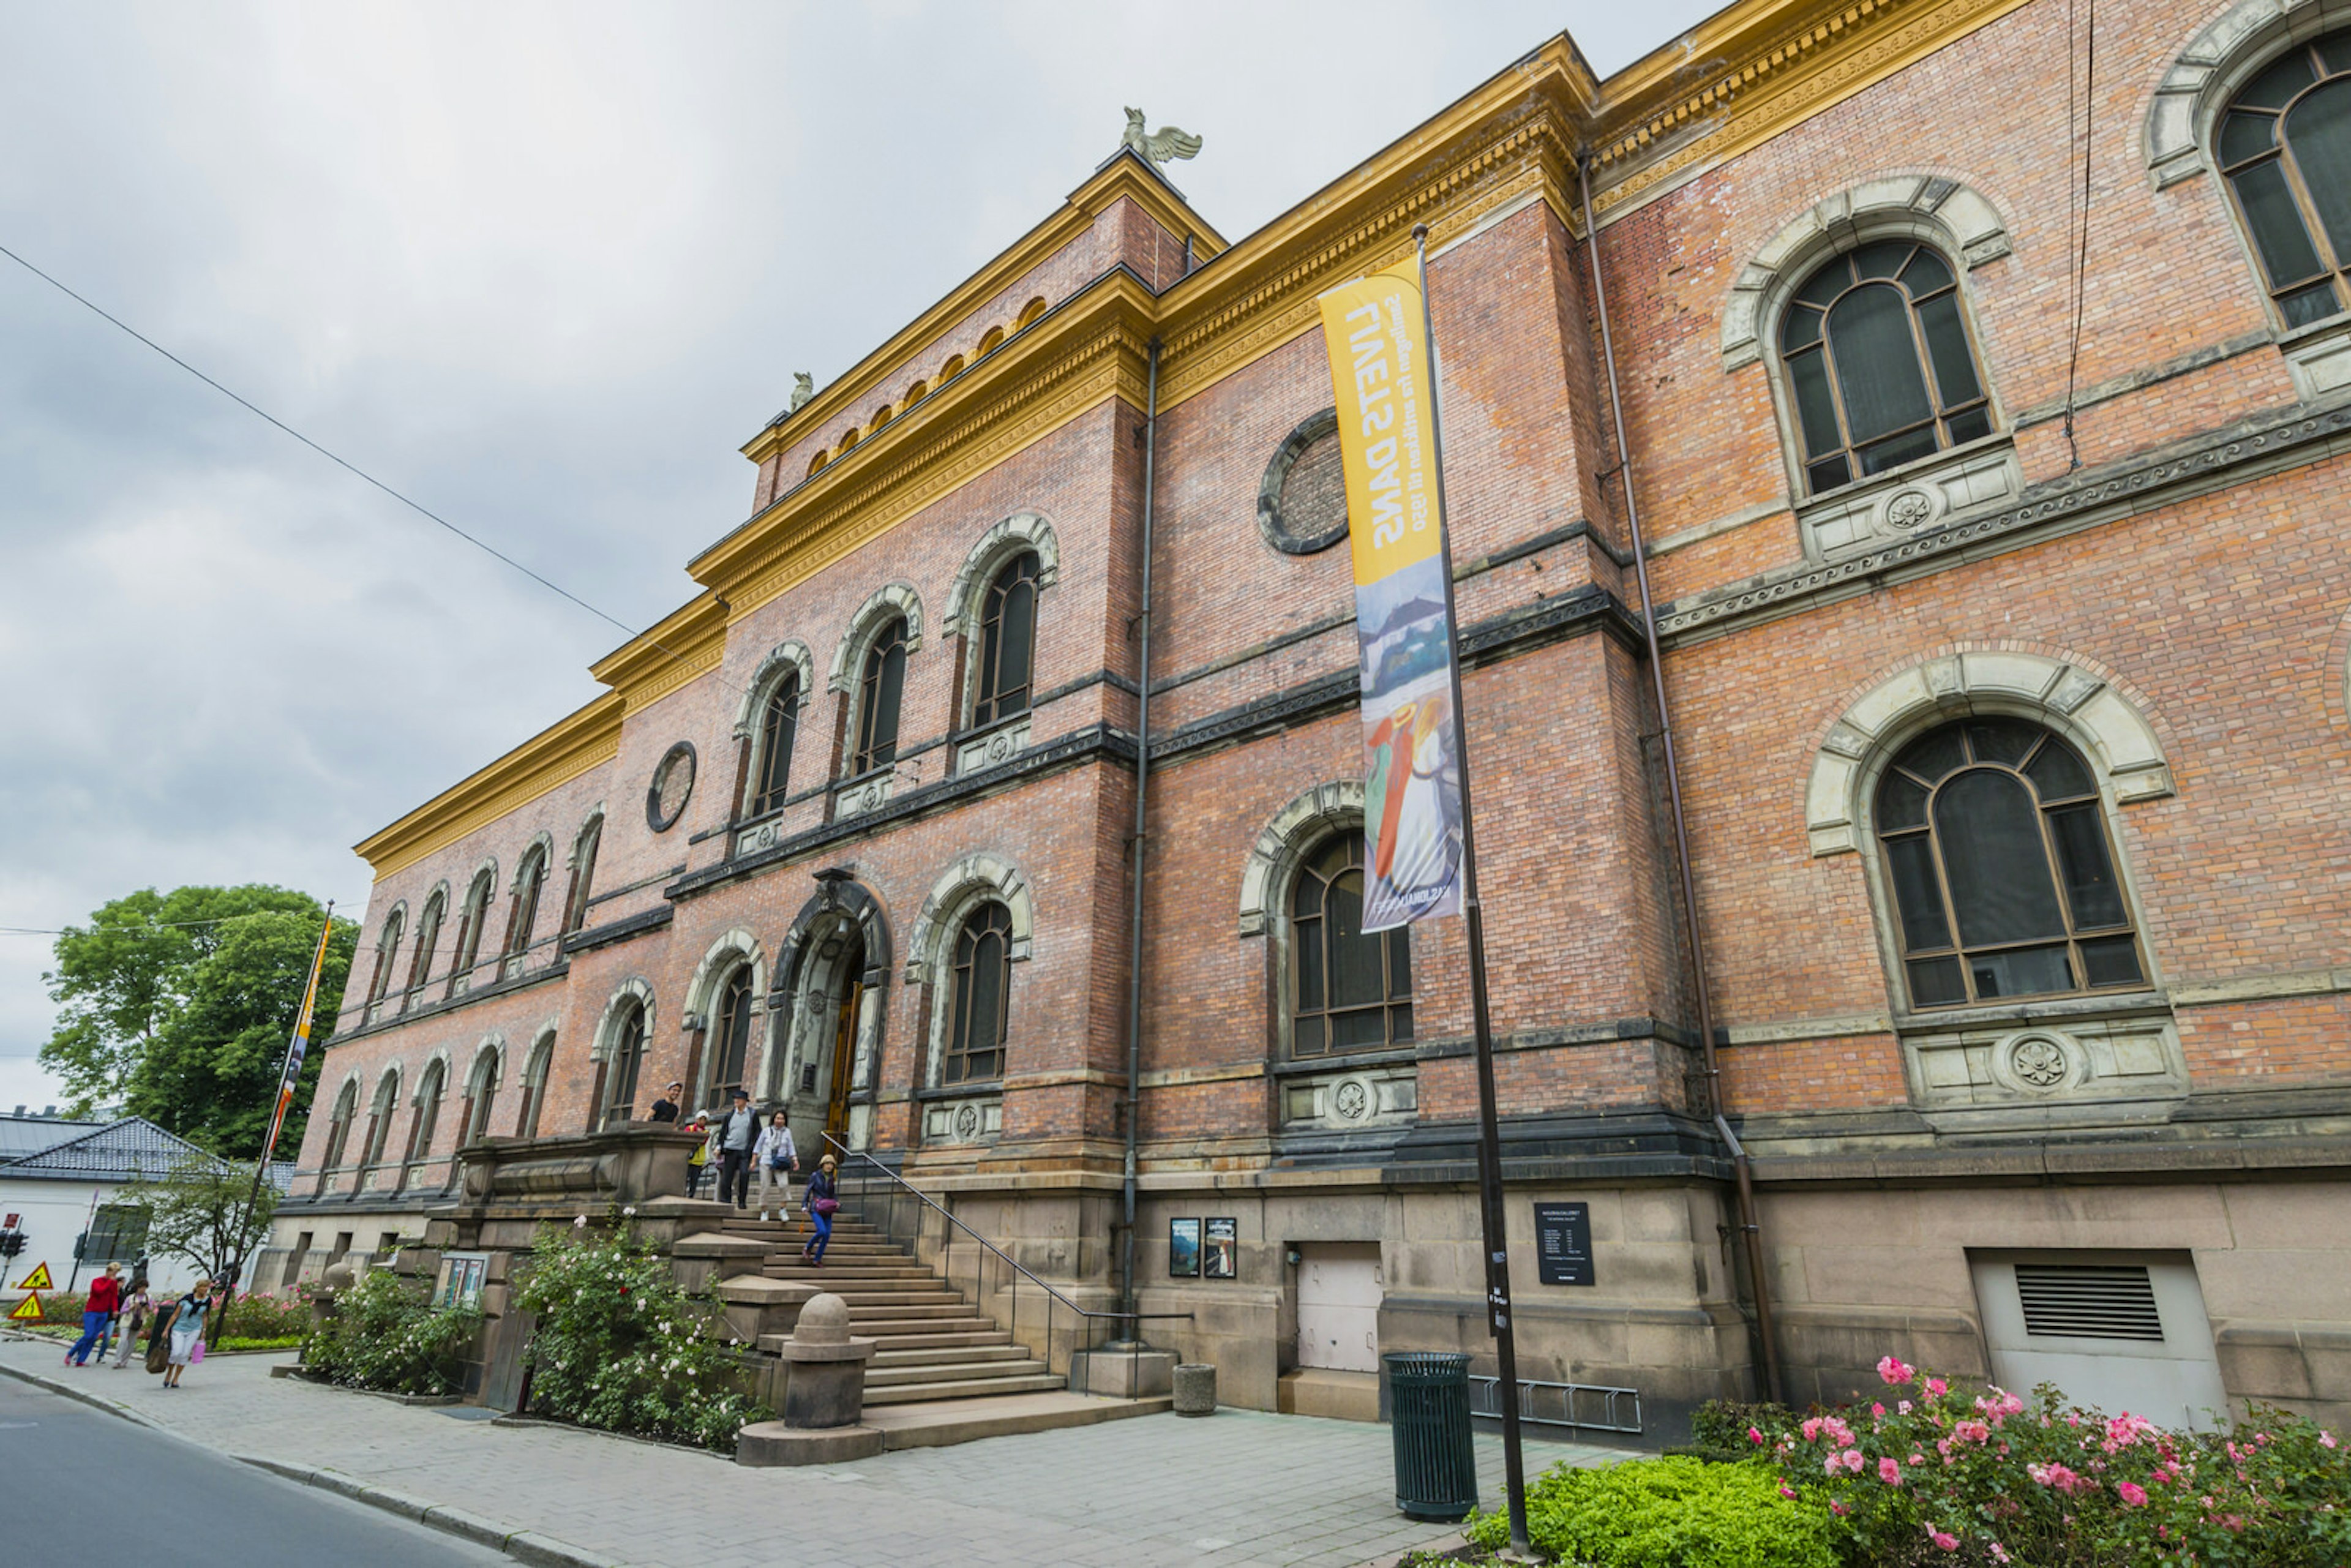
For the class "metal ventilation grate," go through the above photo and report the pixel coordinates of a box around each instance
[2015,1263,2164,1341]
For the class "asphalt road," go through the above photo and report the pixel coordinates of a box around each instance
[0,1374,504,1565]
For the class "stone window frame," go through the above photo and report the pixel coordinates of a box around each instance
[942,512,1060,759]
[1723,178,2015,512]
[363,901,408,1025]
[516,1024,558,1139]
[684,927,769,1110]
[320,1073,363,1171]
[501,832,555,978]
[733,640,816,818]
[360,1065,404,1170]
[1805,651,2175,1036]
[460,1033,506,1147]
[402,882,449,1011]
[827,582,925,781]
[404,1049,452,1176]
[904,852,1035,1094]
[590,978,657,1129]
[560,809,604,936]
[1257,407,1351,556]
[448,858,499,998]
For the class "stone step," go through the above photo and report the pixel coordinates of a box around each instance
[829,1290,969,1308]
[868,1342,1027,1368]
[860,1373,1066,1406]
[857,1317,1005,1340]
[864,1358,1051,1389]
[864,1391,1171,1451]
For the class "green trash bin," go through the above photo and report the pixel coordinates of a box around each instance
[1384,1350,1479,1521]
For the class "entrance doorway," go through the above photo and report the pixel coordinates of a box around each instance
[1971,1252,2230,1428]
[825,967,863,1150]
[1296,1243,1383,1373]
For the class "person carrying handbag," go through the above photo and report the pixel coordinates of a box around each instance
[161,1278,213,1389]
[752,1111,797,1223]
[801,1153,840,1266]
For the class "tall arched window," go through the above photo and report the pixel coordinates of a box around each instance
[1290,835,1414,1056]
[752,675,800,815]
[321,1079,359,1169]
[448,868,495,997]
[850,615,908,774]
[971,552,1040,728]
[561,816,602,936]
[517,1033,554,1138]
[943,904,1012,1086]
[502,847,547,979]
[461,1047,501,1145]
[1779,241,1992,493]
[364,908,405,1024]
[2218,31,2351,326]
[361,1070,402,1168]
[1874,719,2146,1008]
[404,891,444,1010]
[406,1060,446,1168]
[603,1003,647,1128]
[708,965,756,1101]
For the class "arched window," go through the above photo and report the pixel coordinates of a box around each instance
[1874,719,2146,1008]
[751,675,800,815]
[561,816,602,936]
[850,615,908,774]
[1779,241,1992,493]
[603,1003,647,1128]
[404,891,444,1010]
[449,867,495,997]
[943,904,1012,1086]
[361,1070,402,1168]
[840,426,861,451]
[708,965,756,1101]
[904,378,929,404]
[503,847,547,978]
[1016,296,1048,329]
[939,353,966,382]
[406,1060,446,1166]
[971,552,1040,728]
[461,1046,501,1146]
[517,1033,554,1138]
[1290,835,1414,1056]
[808,448,828,476]
[321,1079,359,1169]
[364,908,405,1023]
[977,326,1005,356]
[2217,30,2351,326]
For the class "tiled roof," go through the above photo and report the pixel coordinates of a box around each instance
[0,1114,105,1162]
[0,1117,222,1184]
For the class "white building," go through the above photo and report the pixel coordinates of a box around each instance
[0,1111,223,1299]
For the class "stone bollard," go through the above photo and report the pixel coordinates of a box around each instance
[1173,1362,1218,1416]
[310,1259,356,1332]
[735,1292,883,1466]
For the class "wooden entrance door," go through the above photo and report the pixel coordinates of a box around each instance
[823,978,862,1150]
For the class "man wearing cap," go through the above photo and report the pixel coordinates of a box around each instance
[647,1081,683,1124]
[714,1087,762,1209]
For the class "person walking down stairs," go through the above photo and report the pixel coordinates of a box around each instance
[801,1154,839,1266]
[753,1110,797,1222]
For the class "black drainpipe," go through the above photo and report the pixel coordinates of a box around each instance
[1116,337,1162,1335]
[1579,152,1785,1405]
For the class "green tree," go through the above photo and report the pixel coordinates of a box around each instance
[40,885,354,1156]
[122,1155,279,1295]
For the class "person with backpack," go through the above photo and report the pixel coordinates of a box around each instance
[752,1109,797,1222]
[160,1278,214,1389]
[110,1275,156,1368]
[801,1153,840,1266]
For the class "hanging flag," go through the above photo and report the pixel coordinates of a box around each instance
[259,909,337,1167]
[1316,256,1465,930]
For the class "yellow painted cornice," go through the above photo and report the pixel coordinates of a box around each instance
[588,591,730,715]
[694,268,1159,617]
[740,153,1223,471]
[355,691,623,880]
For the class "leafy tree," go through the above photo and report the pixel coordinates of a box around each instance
[122,1155,278,1297]
[40,885,354,1155]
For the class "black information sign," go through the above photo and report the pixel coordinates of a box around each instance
[1533,1202,1594,1287]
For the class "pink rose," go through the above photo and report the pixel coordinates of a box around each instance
[1931,1531,1960,1552]
[2117,1482,2148,1507]
[1748,1426,1764,1444]
[1779,1485,1797,1499]
[1872,1403,1886,1417]
[1824,1454,1843,1477]
[1954,1420,1991,1445]
[1990,1545,2011,1564]
[1879,1457,1903,1485]
[1898,1400,1913,1414]
[2322,1432,2338,1450]
[1843,1449,1866,1473]
[1925,1378,1948,1397]
[1802,1417,1823,1441]
[1878,1355,1916,1385]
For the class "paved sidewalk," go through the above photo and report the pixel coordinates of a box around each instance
[0,1337,1625,1567]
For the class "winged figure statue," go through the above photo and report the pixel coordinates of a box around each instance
[787,371,815,413]
[1122,108,1202,169]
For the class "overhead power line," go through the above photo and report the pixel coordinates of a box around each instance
[0,239,734,694]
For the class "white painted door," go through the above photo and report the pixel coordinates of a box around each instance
[1972,1255,2231,1429]
[1297,1243,1383,1373]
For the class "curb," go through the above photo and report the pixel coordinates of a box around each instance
[1,1354,621,1567]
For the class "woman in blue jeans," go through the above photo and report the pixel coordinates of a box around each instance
[801,1154,839,1265]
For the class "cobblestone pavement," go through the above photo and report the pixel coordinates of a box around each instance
[0,1337,1626,1567]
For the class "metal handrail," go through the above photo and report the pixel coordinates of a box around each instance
[819,1133,1189,1340]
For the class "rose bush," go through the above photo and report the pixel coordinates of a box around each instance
[301,1269,478,1395]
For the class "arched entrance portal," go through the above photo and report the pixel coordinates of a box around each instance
[769,872,892,1158]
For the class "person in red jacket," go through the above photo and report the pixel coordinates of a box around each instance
[69,1261,123,1367]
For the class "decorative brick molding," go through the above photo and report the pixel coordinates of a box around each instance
[940,511,1059,636]
[826,582,924,693]
[904,852,1036,985]
[1804,651,2173,856]
[1237,780,1366,936]
[1720,173,2013,372]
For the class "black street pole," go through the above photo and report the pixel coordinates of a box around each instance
[1412,222,1528,1554]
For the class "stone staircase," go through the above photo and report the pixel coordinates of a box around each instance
[716,1210,1063,1406]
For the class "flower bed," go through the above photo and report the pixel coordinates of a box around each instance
[301,1269,479,1397]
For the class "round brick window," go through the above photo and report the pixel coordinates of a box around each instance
[1257,408,1349,555]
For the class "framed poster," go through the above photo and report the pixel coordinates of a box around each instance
[1203,1217,1237,1280]
[1168,1218,1202,1278]
[1533,1202,1594,1287]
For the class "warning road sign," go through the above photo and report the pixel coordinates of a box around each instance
[12,1261,54,1292]
[6,1292,43,1322]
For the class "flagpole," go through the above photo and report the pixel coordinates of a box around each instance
[226,904,335,1305]
[1411,222,1529,1555]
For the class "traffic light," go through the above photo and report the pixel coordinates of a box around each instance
[0,1230,25,1259]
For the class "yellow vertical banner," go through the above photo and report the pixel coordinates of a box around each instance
[1316,259,1464,929]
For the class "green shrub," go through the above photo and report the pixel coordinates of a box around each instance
[300,1269,478,1395]
[514,1220,770,1453]
[219,1288,313,1342]
[1466,1454,1838,1568]
[1685,1397,1794,1462]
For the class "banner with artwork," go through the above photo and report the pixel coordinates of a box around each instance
[1315,257,1464,931]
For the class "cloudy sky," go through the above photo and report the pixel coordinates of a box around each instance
[0,1,1717,1114]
